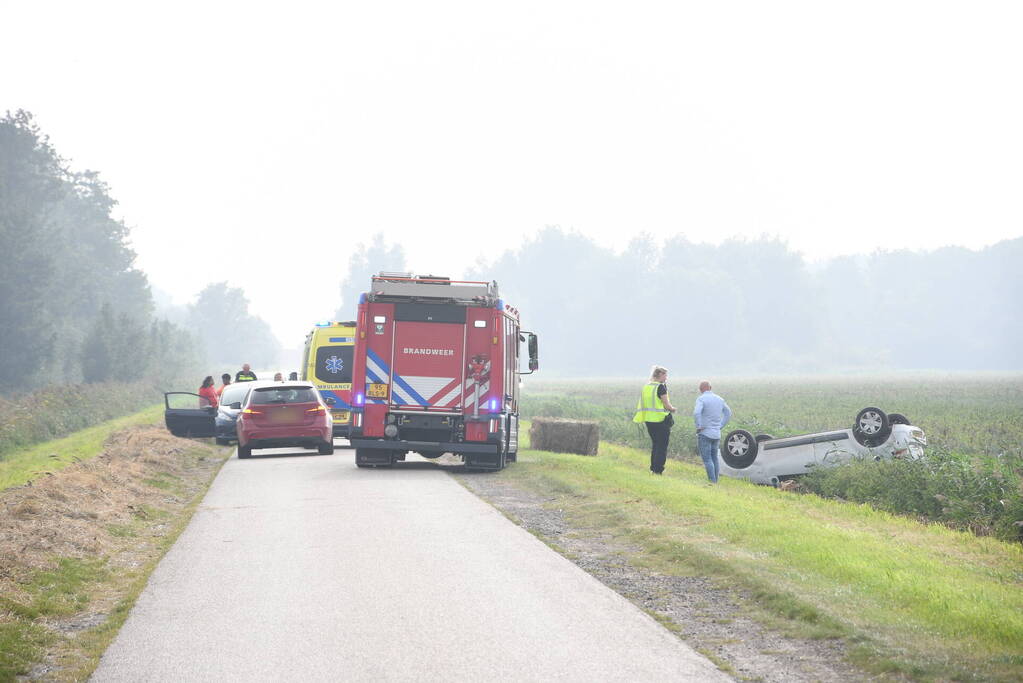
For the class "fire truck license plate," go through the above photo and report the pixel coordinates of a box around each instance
[333,411,350,423]
[367,383,388,398]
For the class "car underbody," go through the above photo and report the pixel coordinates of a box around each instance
[719,407,927,486]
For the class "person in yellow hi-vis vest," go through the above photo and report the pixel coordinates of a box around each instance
[633,365,678,475]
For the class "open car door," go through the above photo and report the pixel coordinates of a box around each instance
[164,392,216,438]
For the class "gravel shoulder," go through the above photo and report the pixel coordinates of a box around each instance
[454,471,868,683]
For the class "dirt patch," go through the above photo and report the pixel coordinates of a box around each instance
[0,425,227,679]
[455,473,867,683]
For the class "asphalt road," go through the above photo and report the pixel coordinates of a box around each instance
[92,446,727,682]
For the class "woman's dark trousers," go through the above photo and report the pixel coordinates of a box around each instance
[645,421,671,474]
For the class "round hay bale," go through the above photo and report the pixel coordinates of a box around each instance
[529,418,599,455]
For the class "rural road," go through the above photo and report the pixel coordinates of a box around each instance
[92,447,727,682]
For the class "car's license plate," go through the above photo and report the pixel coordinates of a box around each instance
[367,383,388,398]
[333,410,350,423]
[269,409,295,424]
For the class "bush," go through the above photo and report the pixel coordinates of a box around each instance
[800,447,1023,543]
[0,381,168,459]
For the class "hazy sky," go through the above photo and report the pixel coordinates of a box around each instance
[3,1,1021,348]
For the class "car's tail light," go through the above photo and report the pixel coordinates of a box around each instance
[307,405,326,413]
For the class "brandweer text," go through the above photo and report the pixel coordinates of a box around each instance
[403,348,455,356]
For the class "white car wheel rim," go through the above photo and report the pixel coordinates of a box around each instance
[859,412,883,434]
[727,435,748,456]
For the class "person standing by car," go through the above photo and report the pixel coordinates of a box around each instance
[235,364,257,382]
[632,366,677,475]
[198,376,219,408]
[217,373,231,397]
[693,380,731,483]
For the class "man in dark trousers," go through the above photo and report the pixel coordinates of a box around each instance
[632,365,677,474]
[235,363,257,382]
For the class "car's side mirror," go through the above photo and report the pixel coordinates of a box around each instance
[229,402,242,410]
[520,331,539,374]
[325,397,336,407]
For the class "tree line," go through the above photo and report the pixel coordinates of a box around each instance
[330,228,1020,376]
[469,228,1022,376]
[0,111,279,392]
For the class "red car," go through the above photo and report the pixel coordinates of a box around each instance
[236,382,335,459]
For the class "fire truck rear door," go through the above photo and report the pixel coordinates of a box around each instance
[390,304,467,409]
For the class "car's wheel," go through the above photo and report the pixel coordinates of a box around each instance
[238,445,252,459]
[417,451,443,459]
[853,407,892,446]
[722,429,758,469]
[755,434,774,442]
[318,441,334,455]
[889,413,910,425]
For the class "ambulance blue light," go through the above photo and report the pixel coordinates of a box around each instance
[489,398,499,412]
[355,393,365,406]
[316,320,331,327]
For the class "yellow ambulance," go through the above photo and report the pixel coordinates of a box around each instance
[302,321,356,437]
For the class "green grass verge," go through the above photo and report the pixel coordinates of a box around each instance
[0,404,162,492]
[0,401,228,681]
[0,557,113,681]
[0,622,51,681]
[502,441,1023,681]
[0,432,226,681]
[66,455,222,681]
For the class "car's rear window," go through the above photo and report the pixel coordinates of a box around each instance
[221,383,251,405]
[250,386,319,405]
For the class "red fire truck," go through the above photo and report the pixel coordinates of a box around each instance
[348,273,539,470]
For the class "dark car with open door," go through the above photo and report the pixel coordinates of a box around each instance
[164,391,217,438]
[213,381,263,444]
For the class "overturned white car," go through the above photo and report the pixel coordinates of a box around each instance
[719,407,926,486]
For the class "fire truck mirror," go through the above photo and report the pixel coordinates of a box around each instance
[527,333,539,371]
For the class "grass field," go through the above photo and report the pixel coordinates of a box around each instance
[503,440,1023,680]
[522,375,1023,459]
[511,375,1023,678]
[523,376,1023,540]
[0,404,163,491]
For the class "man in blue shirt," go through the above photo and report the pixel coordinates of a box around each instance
[693,380,732,483]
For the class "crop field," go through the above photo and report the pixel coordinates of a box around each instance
[521,375,1023,541]
[522,375,1023,459]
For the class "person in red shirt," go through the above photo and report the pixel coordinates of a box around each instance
[198,376,219,408]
